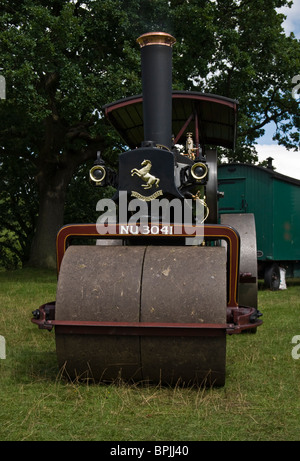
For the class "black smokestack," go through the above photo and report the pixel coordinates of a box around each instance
[137,32,176,150]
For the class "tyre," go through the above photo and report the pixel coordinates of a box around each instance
[264,264,280,291]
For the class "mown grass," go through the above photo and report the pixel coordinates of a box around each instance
[0,269,299,441]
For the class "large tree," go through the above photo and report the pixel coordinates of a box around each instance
[0,0,299,268]
[1,0,140,267]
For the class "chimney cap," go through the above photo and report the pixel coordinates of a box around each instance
[137,32,176,48]
[266,156,274,169]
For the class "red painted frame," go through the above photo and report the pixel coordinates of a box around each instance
[32,222,263,336]
[56,223,240,309]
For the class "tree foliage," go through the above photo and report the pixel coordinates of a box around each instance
[0,0,299,267]
[0,155,38,268]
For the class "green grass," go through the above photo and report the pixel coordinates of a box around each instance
[0,269,299,441]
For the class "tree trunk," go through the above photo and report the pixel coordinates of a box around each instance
[28,161,75,269]
[28,105,104,269]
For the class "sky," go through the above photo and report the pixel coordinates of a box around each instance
[255,2,300,180]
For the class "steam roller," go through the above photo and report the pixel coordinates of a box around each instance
[32,32,262,386]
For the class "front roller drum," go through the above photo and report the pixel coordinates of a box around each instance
[55,245,227,386]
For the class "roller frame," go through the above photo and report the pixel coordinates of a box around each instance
[32,223,262,336]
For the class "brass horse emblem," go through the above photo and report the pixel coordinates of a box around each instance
[131,159,160,189]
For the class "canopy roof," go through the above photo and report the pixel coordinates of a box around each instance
[103,91,238,150]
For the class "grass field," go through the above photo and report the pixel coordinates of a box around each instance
[0,268,299,441]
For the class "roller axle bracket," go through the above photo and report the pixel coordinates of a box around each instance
[32,303,262,335]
